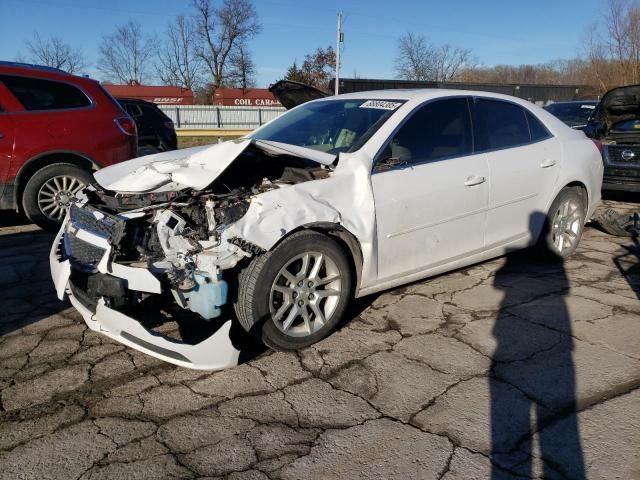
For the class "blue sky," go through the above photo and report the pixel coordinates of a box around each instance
[1,0,605,87]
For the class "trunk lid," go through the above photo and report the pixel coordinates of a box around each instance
[268,80,328,110]
[596,84,640,134]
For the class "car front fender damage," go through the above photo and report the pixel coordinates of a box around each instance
[221,188,343,251]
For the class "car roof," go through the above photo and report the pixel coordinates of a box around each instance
[326,88,582,141]
[0,61,97,87]
[330,88,546,105]
[0,61,69,76]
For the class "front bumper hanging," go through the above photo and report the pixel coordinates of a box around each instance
[49,216,241,370]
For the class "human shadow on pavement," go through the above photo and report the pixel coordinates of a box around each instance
[614,235,640,299]
[490,214,585,479]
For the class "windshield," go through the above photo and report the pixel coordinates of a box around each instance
[251,99,404,154]
[545,102,596,127]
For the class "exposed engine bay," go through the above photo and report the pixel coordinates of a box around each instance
[63,141,332,321]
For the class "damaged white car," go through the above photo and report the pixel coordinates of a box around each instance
[50,89,603,370]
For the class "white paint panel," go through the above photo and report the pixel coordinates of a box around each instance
[485,139,561,246]
[372,154,490,281]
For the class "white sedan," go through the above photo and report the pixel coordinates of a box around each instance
[50,89,604,369]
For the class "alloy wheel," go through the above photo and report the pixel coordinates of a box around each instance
[37,175,85,221]
[551,197,583,253]
[269,252,343,337]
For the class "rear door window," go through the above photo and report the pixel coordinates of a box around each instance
[0,75,91,111]
[472,98,530,151]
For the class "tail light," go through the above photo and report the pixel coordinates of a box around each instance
[165,121,175,130]
[592,139,604,156]
[115,116,137,136]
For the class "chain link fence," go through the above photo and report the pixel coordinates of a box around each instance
[158,105,286,129]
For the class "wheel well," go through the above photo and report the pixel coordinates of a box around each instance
[281,223,364,293]
[15,152,96,211]
[565,181,589,210]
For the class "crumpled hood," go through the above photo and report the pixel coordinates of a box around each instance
[93,139,252,193]
[93,138,337,194]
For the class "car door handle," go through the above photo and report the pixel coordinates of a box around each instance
[464,175,486,186]
[0,132,4,140]
[540,159,556,168]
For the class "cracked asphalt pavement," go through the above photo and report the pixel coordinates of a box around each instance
[0,198,639,480]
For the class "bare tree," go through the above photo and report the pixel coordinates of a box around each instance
[192,0,261,88]
[24,33,87,74]
[395,32,430,81]
[156,15,203,89]
[582,0,640,90]
[227,42,256,88]
[395,32,474,82]
[98,20,155,84]
[433,44,475,81]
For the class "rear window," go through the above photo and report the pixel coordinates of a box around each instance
[0,75,91,111]
[472,99,530,151]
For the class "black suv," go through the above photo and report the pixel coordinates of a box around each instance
[585,85,640,192]
[117,98,177,155]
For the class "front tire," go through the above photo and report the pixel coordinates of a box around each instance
[536,186,587,260]
[22,163,93,232]
[234,230,353,351]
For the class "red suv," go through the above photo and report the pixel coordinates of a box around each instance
[0,62,137,230]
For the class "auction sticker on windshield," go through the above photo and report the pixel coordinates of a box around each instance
[360,100,403,110]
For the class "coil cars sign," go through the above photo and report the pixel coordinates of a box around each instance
[213,88,282,107]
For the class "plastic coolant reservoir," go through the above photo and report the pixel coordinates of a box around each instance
[188,272,228,320]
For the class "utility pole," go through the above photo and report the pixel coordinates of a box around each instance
[335,11,343,95]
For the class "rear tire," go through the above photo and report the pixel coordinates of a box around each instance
[22,163,93,232]
[535,186,587,260]
[234,230,353,351]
